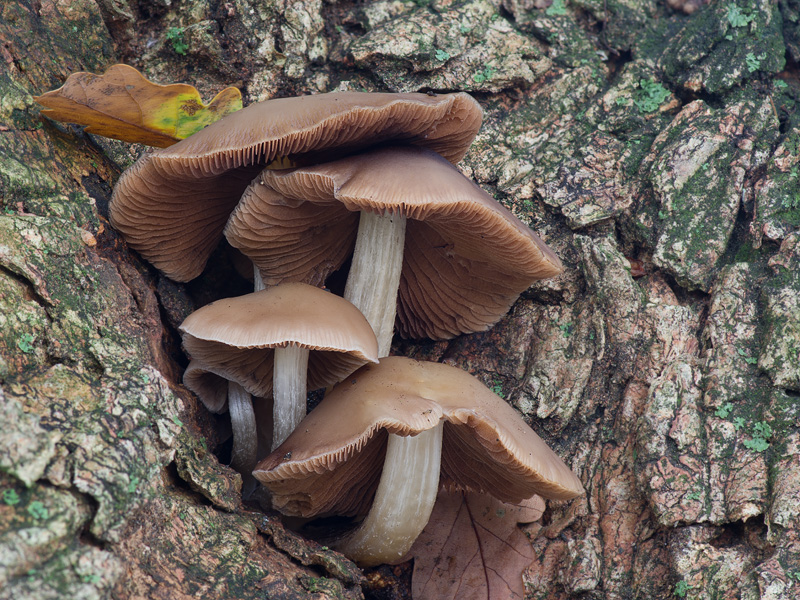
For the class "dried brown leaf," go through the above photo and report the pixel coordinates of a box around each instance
[34,63,242,147]
[407,491,544,600]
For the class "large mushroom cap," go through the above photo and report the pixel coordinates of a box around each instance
[110,91,482,281]
[180,283,379,410]
[226,145,563,340]
[254,356,583,519]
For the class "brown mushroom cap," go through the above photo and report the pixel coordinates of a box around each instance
[110,91,482,281]
[254,356,583,519]
[225,145,563,340]
[180,283,379,410]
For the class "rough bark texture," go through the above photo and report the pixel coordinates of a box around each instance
[1,1,799,599]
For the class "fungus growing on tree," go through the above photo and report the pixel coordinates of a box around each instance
[180,283,378,479]
[109,91,482,282]
[254,357,583,566]
[226,146,563,356]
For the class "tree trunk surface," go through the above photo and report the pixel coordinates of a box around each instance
[1,0,799,599]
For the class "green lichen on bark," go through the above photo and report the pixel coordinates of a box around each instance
[346,0,552,93]
[637,92,778,291]
[752,124,800,245]
[504,0,604,69]
[174,431,243,512]
[659,0,785,94]
[0,538,122,600]
[0,214,152,374]
[759,233,800,390]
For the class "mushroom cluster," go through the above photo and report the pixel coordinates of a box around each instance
[180,282,379,484]
[256,356,583,566]
[109,90,583,570]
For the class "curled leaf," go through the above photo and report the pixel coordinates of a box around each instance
[407,491,545,600]
[34,64,242,147]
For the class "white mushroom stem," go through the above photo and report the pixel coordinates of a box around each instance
[223,265,264,487]
[272,344,310,449]
[336,422,443,566]
[257,266,312,451]
[228,380,258,476]
[227,267,314,461]
[344,210,407,357]
[253,265,265,292]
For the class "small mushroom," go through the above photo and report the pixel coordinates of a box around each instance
[180,283,379,479]
[253,356,584,566]
[226,145,563,356]
[110,91,482,282]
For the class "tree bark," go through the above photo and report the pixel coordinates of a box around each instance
[1,1,799,599]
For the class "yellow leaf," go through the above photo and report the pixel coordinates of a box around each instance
[34,64,242,147]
